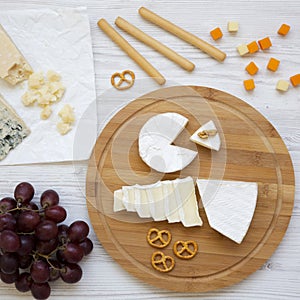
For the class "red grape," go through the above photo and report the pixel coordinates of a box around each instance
[40,190,59,208]
[68,220,89,243]
[36,238,58,255]
[0,197,17,213]
[31,282,51,300]
[56,249,67,264]
[0,269,19,284]
[0,229,21,252]
[14,182,34,204]
[17,235,36,256]
[15,272,32,292]
[17,210,41,233]
[45,205,66,223]
[35,220,58,241]
[19,254,33,269]
[0,212,16,231]
[79,238,93,256]
[0,252,19,274]
[57,224,69,244]
[63,243,84,264]
[30,260,50,283]
[48,259,61,282]
[60,263,82,284]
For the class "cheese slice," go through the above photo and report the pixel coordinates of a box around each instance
[162,181,181,223]
[0,24,33,85]
[138,113,197,173]
[190,120,221,151]
[0,94,30,161]
[134,187,151,218]
[113,189,125,212]
[196,179,258,244]
[121,186,136,212]
[173,177,203,227]
[146,182,166,221]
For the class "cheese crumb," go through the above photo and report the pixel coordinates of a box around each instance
[40,106,52,120]
[57,122,72,135]
[47,70,61,82]
[58,104,75,124]
[28,72,45,89]
[22,90,39,106]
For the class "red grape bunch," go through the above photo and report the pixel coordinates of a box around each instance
[0,182,93,300]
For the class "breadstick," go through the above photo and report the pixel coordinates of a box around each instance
[98,19,166,85]
[115,17,195,72]
[139,7,226,62]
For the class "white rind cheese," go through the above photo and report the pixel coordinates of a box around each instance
[113,177,202,227]
[190,120,221,151]
[196,179,258,244]
[0,95,30,161]
[138,113,197,173]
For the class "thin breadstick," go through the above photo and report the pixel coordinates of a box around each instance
[98,19,165,85]
[139,7,226,62]
[115,17,195,72]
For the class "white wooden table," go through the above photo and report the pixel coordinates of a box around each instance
[1,0,299,299]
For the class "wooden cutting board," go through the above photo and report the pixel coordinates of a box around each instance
[86,86,295,292]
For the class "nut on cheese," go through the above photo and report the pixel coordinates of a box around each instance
[0,24,33,85]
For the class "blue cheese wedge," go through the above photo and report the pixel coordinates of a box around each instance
[190,120,221,151]
[0,95,30,161]
[0,24,33,85]
[138,113,197,173]
[196,179,258,244]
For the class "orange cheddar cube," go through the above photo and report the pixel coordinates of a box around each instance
[244,79,255,91]
[290,74,300,87]
[210,27,223,40]
[247,41,259,54]
[267,58,280,72]
[245,61,259,75]
[278,24,290,36]
[258,37,272,50]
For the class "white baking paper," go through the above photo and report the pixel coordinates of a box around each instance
[0,7,97,165]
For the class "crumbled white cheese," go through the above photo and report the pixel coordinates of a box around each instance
[58,104,75,124]
[56,121,71,135]
[40,106,52,120]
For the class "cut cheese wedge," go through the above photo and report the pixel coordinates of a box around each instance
[138,113,197,173]
[174,177,203,227]
[121,186,136,212]
[190,120,221,151]
[162,181,181,223]
[196,179,258,243]
[113,189,125,212]
[134,188,151,218]
[145,182,166,221]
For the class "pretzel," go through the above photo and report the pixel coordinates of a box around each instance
[173,240,198,259]
[151,251,175,273]
[147,228,171,248]
[111,70,135,90]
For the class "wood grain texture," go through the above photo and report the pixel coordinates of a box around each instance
[0,0,300,299]
[86,86,294,292]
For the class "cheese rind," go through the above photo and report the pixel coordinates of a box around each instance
[0,24,33,85]
[0,94,30,161]
[138,113,197,173]
[197,179,258,244]
[190,120,221,151]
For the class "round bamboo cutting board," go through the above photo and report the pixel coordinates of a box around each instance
[86,86,295,292]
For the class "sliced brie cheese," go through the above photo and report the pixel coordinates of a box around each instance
[134,186,151,218]
[145,182,166,221]
[138,113,197,173]
[121,186,136,212]
[113,189,125,212]
[196,179,258,244]
[173,177,203,227]
[162,181,181,223]
[190,120,221,151]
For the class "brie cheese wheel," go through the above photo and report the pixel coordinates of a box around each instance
[138,113,198,173]
[190,120,221,151]
[196,179,258,243]
[173,177,203,227]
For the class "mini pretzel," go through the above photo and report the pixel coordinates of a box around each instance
[111,70,135,90]
[173,240,198,259]
[151,251,175,273]
[147,228,171,248]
